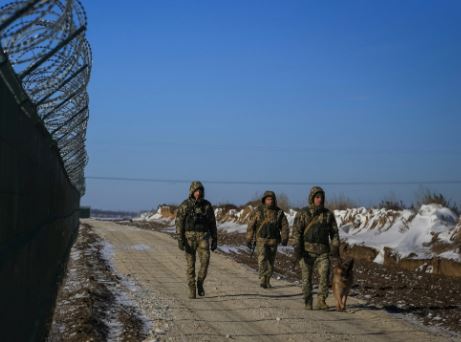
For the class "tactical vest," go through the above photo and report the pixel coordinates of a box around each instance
[185,201,209,232]
[256,206,283,241]
[302,208,333,246]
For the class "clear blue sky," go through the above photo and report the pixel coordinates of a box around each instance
[81,0,461,211]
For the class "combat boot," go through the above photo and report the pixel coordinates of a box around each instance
[316,297,328,310]
[188,285,196,299]
[197,280,205,297]
[265,276,272,288]
[260,278,267,289]
[304,297,313,310]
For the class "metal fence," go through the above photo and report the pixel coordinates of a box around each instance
[0,0,91,195]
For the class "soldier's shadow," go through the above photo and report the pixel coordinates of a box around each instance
[204,292,303,302]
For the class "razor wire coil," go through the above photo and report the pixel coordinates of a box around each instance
[0,0,91,195]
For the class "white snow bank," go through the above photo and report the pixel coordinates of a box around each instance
[134,207,175,223]
[136,203,460,263]
[336,204,460,261]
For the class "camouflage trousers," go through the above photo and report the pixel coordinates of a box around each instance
[299,252,330,300]
[256,242,278,280]
[185,231,210,287]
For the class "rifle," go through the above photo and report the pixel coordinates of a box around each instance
[249,239,256,257]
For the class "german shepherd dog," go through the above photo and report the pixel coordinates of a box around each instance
[332,258,354,312]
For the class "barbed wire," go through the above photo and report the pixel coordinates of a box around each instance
[0,0,91,195]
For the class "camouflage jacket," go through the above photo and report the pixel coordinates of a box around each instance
[175,181,217,240]
[292,186,339,253]
[247,191,290,244]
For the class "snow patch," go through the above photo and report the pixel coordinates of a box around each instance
[131,244,151,252]
[373,250,385,264]
[437,251,461,261]
[98,240,152,338]
[218,222,247,233]
[278,245,294,255]
[218,245,243,254]
[135,207,174,224]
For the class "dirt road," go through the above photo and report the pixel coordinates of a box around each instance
[85,219,452,341]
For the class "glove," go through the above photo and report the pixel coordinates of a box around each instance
[184,240,192,253]
[293,244,303,261]
[178,239,185,251]
[330,246,340,258]
[281,239,288,246]
[211,238,217,251]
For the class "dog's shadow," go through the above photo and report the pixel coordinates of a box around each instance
[331,302,383,314]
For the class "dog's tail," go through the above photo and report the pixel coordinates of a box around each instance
[343,258,354,277]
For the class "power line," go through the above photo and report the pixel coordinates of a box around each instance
[88,140,461,155]
[86,176,461,186]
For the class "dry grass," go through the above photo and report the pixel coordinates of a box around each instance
[414,188,459,215]
[326,194,358,211]
[375,199,408,211]
[208,191,460,216]
[157,203,178,211]
[215,203,239,211]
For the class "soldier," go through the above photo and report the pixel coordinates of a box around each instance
[292,186,340,310]
[176,181,218,299]
[246,191,289,289]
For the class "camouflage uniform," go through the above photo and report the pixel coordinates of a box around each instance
[247,191,289,288]
[176,181,217,298]
[292,186,339,309]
